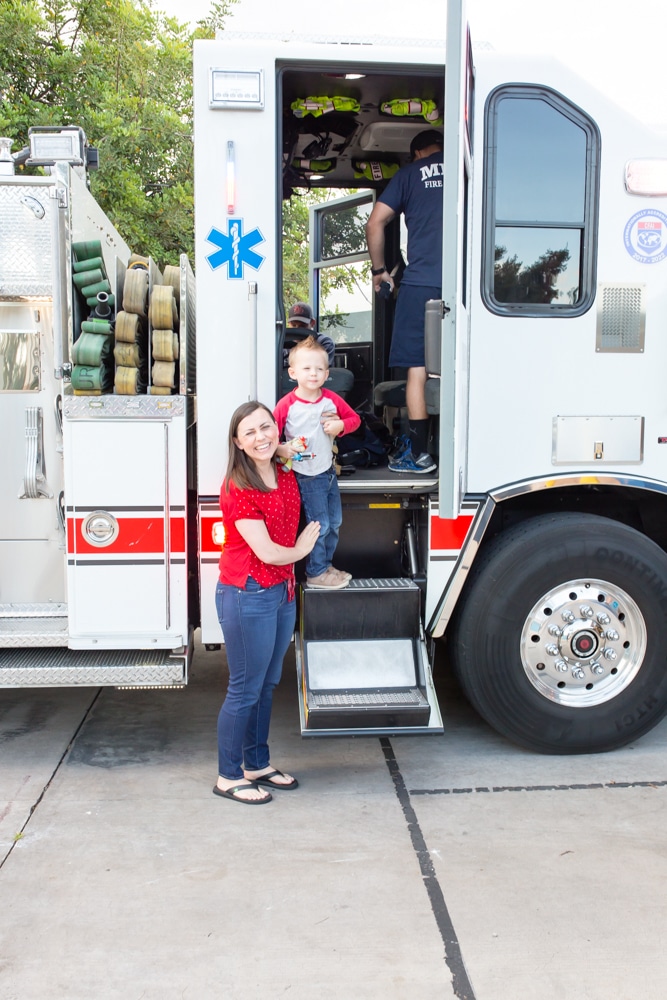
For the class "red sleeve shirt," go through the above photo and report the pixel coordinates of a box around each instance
[218,467,301,589]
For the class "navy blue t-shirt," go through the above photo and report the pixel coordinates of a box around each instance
[378,151,444,287]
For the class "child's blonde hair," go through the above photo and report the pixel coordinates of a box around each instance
[288,335,329,368]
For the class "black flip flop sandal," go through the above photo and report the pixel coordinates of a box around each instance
[250,769,299,790]
[212,783,272,804]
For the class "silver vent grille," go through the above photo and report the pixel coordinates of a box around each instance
[596,283,645,353]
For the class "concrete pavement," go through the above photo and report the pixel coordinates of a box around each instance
[1,639,667,999]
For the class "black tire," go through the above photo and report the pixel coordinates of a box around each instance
[450,512,667,754]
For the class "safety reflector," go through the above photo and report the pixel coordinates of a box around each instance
[625,159,667,197]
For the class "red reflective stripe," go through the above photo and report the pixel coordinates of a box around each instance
[170,517,186,553]
[69,516,166,555]
[430,514,473,551]
[200,515,222,554]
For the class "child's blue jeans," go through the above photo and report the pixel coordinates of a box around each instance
[296,467,342,577]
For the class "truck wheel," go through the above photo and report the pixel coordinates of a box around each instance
[450,512,667,754]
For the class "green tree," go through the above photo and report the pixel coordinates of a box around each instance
[0,0,236,264]
[494,244,572,304]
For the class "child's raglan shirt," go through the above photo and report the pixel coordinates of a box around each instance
[274,389,360,476]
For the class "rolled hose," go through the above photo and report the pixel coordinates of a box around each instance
[72,333,113,367]
[71,363,113,393]
[115,311,142,344]
[115,366,146,395]
[152,329,179,361]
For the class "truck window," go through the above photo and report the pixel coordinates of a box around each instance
[482,85,600,316]
[310,192,373,345]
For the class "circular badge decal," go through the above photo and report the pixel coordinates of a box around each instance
[624,209,667,264]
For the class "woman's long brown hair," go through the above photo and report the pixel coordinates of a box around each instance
[223,401,279,494]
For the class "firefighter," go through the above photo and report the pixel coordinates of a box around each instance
[365,128,443,474]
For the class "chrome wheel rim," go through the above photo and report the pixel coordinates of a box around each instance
[520,578,646,707]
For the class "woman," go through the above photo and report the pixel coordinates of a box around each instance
[214,401,320,804]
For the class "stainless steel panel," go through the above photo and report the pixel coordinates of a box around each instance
[0,331,40,390]
[596,283,645,353]
[63,392,185,419]
[0,615,68,647]
[306,638,417,689]
[0,602,67,615]
[0,179,54,297]
[0,299,65,607]
[552,415,644,464]
[0,646,186,687]
[180,253,196,396]
[0,542,66,605]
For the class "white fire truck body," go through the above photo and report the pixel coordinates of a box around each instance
[3,2,667,752]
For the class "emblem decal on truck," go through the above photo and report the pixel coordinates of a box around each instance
[624,209,667,264]
[205,218,265,278]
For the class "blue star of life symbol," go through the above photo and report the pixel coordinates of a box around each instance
[206,219,266,279]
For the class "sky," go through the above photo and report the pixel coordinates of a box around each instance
[156,0,667,128]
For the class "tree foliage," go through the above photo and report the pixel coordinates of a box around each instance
[0,0,236,264]
[282,187,371,318]
[494,244,573,304]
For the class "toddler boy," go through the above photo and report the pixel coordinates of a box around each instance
[274,336,360,589]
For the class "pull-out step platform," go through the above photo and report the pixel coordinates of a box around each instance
[296,578,443,736]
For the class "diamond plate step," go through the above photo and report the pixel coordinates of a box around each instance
[0,616,69,647]
[310,688,429,708]
[0,646,186,687]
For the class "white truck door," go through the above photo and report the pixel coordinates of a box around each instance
[439,0,474,518]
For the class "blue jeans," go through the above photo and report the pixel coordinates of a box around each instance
[297,468,342,578]
[215,578,296,780]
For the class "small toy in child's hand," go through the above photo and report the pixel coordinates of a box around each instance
[378,280,392,301]
[279,436,313,470]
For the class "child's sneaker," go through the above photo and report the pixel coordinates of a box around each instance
[306,569,350,590]
[388,447,437,474]
[329,566,352,583]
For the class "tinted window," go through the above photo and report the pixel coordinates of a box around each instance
[484,87,599,316]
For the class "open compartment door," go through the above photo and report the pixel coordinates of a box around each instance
[439,0,474,518]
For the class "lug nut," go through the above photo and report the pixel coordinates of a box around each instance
[562,610,575,623]
[580,605,593,618]
[555,659,568,672]
[603,648,617,660]
[597,612,611,625]
[545,644,559,656]
[605,629,619,641]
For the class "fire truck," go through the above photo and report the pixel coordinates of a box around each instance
[3,2,667,754]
